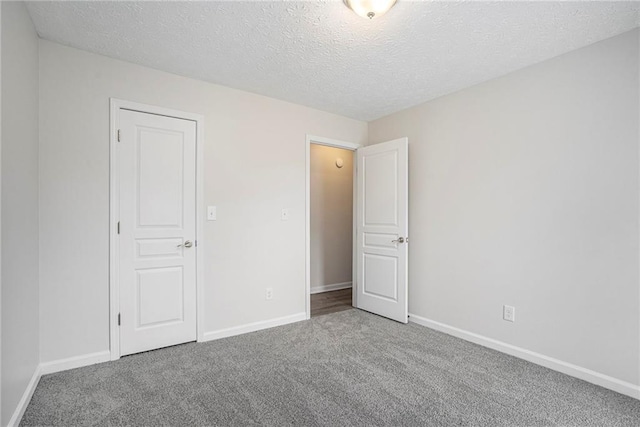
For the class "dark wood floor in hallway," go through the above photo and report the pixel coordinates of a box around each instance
[311,288,352,317]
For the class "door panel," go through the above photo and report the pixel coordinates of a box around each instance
[119,109,197,356]
[356,138,408,323]
[363,254,398,300]
[135,238,184,259]
[136,129,185,228]
[364,150,398,226]
[136,267,184,327]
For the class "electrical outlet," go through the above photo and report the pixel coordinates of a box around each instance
[266,288,273,300]
[503,305,515,322]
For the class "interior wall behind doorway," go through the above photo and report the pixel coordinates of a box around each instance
[310,145,354,294]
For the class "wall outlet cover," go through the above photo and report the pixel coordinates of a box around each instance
[503,305,515,322]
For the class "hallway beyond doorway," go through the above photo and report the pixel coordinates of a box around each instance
[311,288,352,317]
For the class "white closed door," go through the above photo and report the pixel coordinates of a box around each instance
[355,138,408,323]
[118,109,197,356]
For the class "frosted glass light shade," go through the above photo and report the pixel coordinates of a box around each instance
[344,0,397,19]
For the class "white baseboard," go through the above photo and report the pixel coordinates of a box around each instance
[9,315,307,425]
[39,350,111,375]
[310,281,352,295]
[408,313,640,400]
[7,365,41,427]
[10,313,312,426]
[201,312,307,342]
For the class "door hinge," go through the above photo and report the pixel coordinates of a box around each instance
[195,240,198,247]
[117,129,121,142]
[117,221,120,234]
[117,313,121,326]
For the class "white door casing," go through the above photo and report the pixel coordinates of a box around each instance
[118,109,198,356]
[355,138,409,323]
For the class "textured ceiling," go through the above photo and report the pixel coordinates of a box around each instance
[26,1,639,121]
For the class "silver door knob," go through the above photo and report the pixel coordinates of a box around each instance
[177,240,193,248]
[392,237,405,244]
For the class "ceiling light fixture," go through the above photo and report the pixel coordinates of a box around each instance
[344,0,397,20]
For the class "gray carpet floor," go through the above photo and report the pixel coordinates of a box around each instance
[21,309,640,426]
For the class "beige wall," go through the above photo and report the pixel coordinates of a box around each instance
[1,2,40,425]
[369,29,639,386]
[38,40,367,363]
[310,145,353,292]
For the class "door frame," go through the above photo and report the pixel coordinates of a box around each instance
[109,98,205,360]
[305,135,361,319]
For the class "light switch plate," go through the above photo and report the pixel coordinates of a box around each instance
[207,206,217,221]
[281,208,289,221]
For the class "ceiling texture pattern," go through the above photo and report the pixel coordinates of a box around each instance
[26,1,639,121]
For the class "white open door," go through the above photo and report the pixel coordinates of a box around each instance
[355,138,408,323]
[118,109,197,356]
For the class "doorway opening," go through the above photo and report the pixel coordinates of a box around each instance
[310,144,355,317]
[305,135,409,323]
[305,136,360,319]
